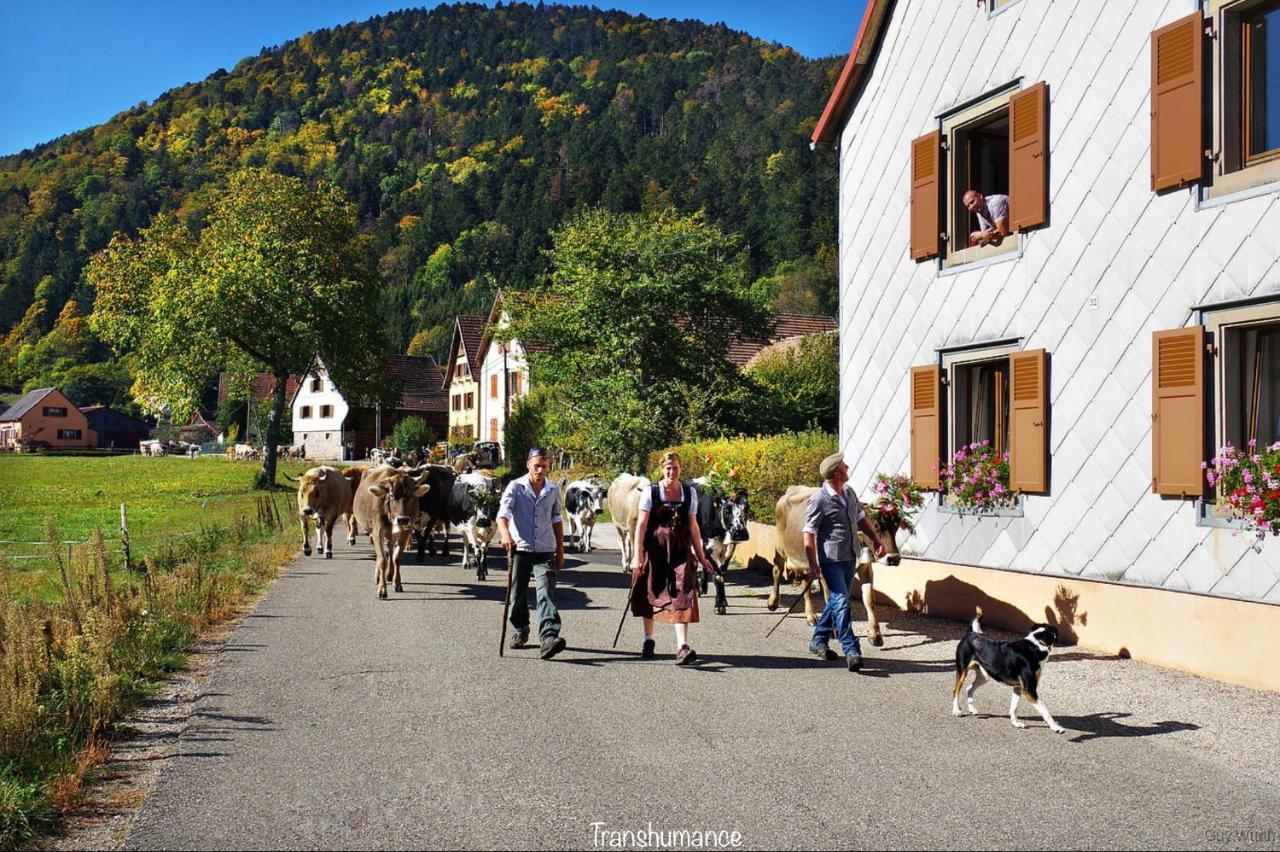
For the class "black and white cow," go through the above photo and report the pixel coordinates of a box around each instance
[447,471,499,580]
[691,481,751,615]
[563,478,608,553]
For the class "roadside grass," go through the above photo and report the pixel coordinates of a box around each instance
[0,455,315,846]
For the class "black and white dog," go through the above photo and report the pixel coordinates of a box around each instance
[952,608,1065,733]
[690,481,750,615]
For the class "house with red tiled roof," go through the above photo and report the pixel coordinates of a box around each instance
[728,314,837,369]
[442,315,486,441]
[0,388,98,451]
[290,355,447,459]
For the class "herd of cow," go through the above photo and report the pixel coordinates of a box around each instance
[289,461,897,635]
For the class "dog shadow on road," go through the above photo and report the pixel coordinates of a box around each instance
[965,710,1199,742]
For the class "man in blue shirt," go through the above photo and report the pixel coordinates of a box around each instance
[498,447,567,659]
[804,452,885,672]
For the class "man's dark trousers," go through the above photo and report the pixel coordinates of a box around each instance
[507,551,561,641]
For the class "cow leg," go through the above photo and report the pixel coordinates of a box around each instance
[713,561,728,615]
[300,514,312,556]
[417,528,427,562]
[856,562,883,646]
[804,582,820,626]
[767,555,783,611]
[582,519,593,553]
[619,526,631,573]
[372,528,388,599]
[346,514,357,546]
[391,531,406,593]
[323,517,337,558]
[477,542,487,581]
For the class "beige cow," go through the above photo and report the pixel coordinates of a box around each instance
[767,485,884,644]
[352,466,430,599]
[607,473,650,572]
[287,466,355,559]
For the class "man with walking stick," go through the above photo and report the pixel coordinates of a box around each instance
[497,447,568,660]
[805,452,884,672]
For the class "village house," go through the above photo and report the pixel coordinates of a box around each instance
[291,355,448,459]
[0,388,97,451]
[215,373,301,442]
[810,0,1280,688]
[79,405,152,451]
[443,315,486,441]
[474,291,541,447]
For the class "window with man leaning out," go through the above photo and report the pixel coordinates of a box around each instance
[910,82,1048,266]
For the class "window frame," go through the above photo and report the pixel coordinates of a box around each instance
[57,428,81,440]
[1202,0,1280,204]
[1242,0,1280,167]
[320,405,333,418]
[987,0,1024,17]
[42,406,67,417]
[937,83,1025,272]
[299,406,312,419]
[310,377,323,393]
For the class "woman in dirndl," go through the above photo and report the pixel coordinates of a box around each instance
[629,451,716,664]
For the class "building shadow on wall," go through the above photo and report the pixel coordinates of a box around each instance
[908,575,1088,645]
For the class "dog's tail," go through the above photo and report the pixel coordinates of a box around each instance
[970,606,984,634]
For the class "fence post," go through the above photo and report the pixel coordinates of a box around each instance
[120,502,132,572]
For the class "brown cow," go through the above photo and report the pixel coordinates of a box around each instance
[767,485,884,644]
[607,473,650,572]
[288,466,354,559]
[353,466,430,599]
[339,465,367,544]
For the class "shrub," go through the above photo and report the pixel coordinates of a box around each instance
[389,416,434,454]
[869,473,925,534]
[649,431,836,514]
[1205,441,1280,542]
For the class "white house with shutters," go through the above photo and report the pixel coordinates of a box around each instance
[813,0,1280,687]
[475,291,536,447]
[290,360,350,459]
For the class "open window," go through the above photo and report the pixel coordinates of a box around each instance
[1167,2,1280,202]
[926,82,1048,270]
[299,406,312,419]
[952,358,1010,453]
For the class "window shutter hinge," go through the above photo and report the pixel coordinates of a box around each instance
[1206,342,1218,356]
[1205,148,1218,162]
[1204,20,1216,39]
[940,138,951,151]
[940,232,949,241]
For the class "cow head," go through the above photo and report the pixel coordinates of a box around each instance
[368,471,431,535]
[718,488,750,542]
[298,468,332,517]
[469,483,500,529]
[587,484,607,515]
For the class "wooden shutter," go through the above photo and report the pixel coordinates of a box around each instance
[1009,349,1048,493]
[1009,82,1049,231]
[910,131,942,261]
[1151,13,1204,191]
[1152,326,1205,496]
[910,365,942,488]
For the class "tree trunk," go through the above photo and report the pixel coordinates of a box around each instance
[260,370,288,487]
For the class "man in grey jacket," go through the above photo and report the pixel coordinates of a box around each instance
[804,452,886,671]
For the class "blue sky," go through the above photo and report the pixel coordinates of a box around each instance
[0,1,866,157]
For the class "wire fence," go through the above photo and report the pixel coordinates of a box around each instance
[1,494,290,565]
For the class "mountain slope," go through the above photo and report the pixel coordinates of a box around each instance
[0,2,841,395]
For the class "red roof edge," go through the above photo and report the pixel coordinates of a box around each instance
[811,0,892,148]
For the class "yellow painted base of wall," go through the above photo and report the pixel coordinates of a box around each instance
[736,522,1280,692]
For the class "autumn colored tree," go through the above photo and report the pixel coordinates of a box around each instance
[88,168,385,485]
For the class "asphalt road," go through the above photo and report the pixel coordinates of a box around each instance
[123,527,1280,851]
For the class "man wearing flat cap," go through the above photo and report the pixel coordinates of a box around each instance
[803,452,885,671]
[498,447,568,659]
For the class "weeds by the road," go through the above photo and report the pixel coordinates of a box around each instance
[0,516,295,846]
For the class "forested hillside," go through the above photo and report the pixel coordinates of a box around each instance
[0,2,840,408]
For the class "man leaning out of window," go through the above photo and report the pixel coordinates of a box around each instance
[963,189,1010,247]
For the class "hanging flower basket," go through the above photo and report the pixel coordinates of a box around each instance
[870,473,925,534]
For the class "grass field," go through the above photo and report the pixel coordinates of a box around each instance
[0,453,330,843]
[0,455,318,599]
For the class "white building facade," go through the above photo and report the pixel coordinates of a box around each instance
[290,360,350,460]
[815,0,1280,610]
[476,294,532,447]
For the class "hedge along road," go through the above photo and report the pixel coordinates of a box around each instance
[120,525,1280,850]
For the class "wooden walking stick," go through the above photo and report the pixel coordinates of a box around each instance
[499,546,515,658]
[765,576,829,639]
[612,561,645,649]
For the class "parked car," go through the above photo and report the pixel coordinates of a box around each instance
[473,441,501,469]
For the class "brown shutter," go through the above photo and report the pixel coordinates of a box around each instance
[1152,326,1206,496]
[1009,82,1048,231]
[1009,349,1048,493]
[910,365,942,488]
[910,131,941,261]
[1150,13,1204,191]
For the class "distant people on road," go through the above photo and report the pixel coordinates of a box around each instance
[804,452,885,673]
[963,189,1010,247]
[498,447,568,660]
[628,451,716,664]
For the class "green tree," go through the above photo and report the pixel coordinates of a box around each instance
[506,207,766,471]
[88,168,386,486]
[389,415,434,453]
[741,331,839,434]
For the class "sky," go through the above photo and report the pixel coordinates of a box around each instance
[0,0,866,157]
